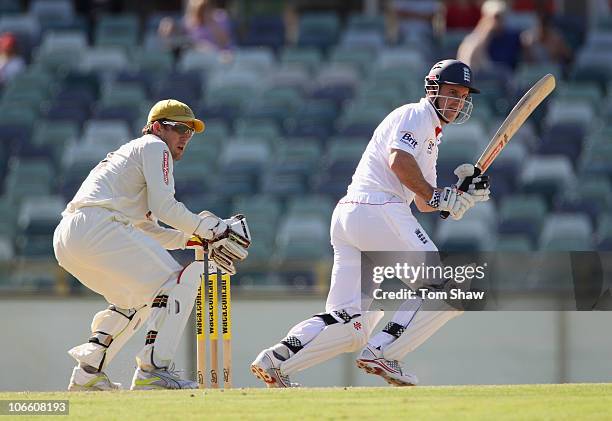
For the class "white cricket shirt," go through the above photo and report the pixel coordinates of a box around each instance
[65,134,201,236]
[347,98,443,204]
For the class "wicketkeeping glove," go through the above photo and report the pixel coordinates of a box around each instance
[209,214,251,275]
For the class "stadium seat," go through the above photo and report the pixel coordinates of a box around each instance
[0,0,21,14]
[30,0,74,22]
[31,120,79,168]
[436,219,495,251]
[94,13,139,50]
[260,169,308,196]
[275,213,330,265]
[458,200,497,231]
[131,50,174,75]
[4,158,55,203]
[78,47,129,75]
[266,65,311,92]
[346,13,385,34]
[219,138,271,175]
[376,48,427,75]
[297,12,340,52]
[339,29,385,54]
[545,99,596,130]
[498,195,548,245]
[0,195,19,238]
[273,142,321,176]
[538,122,586,162]
[153,71,204,105]
[17,195,65,236]
[578,143,612,179]
[515,63,562,89]
[286,194,335,221]
[539,213,593,251]
[328,46,377,76]
[82,119,132,148]
[240,15,285,50]
[496,234,533,251]
[279,47,323,73]
[231,47,276,75]
[178,192,231,218]
[234,118,281,142]
[309,63,359,104]
[178,50,223,73]
[519,155,575,206]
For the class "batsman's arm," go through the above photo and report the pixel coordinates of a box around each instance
[389,149,437,212]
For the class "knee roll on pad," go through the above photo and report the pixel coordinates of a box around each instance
[136,261,202,369]
[382,310,462,361]
[280,311,384,375]
[68,304,150,371]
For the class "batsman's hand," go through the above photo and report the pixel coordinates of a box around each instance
[428,187,475,220]
[454,163,491,202]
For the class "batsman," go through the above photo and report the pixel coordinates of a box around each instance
[53,99,250,391]
[251,60,491,387]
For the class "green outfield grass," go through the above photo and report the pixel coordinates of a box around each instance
[1,384,611,420]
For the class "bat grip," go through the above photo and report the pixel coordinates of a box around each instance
[440,167,482,220]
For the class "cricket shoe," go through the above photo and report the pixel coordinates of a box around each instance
[355,345,418,387]
[68,366,121,391]
[130,365,198,390]
[250,346,299,388]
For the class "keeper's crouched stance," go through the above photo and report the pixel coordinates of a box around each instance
[53,100,250,391]
[251,60,491,387]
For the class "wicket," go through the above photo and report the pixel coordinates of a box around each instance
[195,247,232,389]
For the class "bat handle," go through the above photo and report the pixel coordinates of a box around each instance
[439,167,481,220]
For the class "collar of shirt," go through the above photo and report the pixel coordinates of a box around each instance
[421,98,443,145]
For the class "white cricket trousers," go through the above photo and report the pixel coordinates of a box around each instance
[283,191,440,348]
[53,206,182,309]
[326,191,438,314]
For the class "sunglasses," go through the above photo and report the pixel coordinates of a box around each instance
[161,121,194,135]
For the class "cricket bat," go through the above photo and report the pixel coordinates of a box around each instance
[440,73,556,219]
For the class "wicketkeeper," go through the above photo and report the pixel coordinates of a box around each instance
[53,99,250,391]
[251,60,491,387]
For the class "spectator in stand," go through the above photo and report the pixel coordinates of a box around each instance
[521,11,573,67]
[443,0,482,31]
[158,0,233,52]
[0,32,25,87]
[457,0,522,72]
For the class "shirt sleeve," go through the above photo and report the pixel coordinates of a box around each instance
[141,141,202,234]
[389,110,427,158]
[135,219,190,250]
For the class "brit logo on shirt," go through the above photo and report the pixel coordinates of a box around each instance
[399,131,418,149]
[162,150,169,185]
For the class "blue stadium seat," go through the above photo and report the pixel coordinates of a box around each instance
[297,12,340,52]
[538,122,586,162]
[519,156,575,206]
[241,15,285,50]
[539,213,594,251]
[279,47,323,73]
